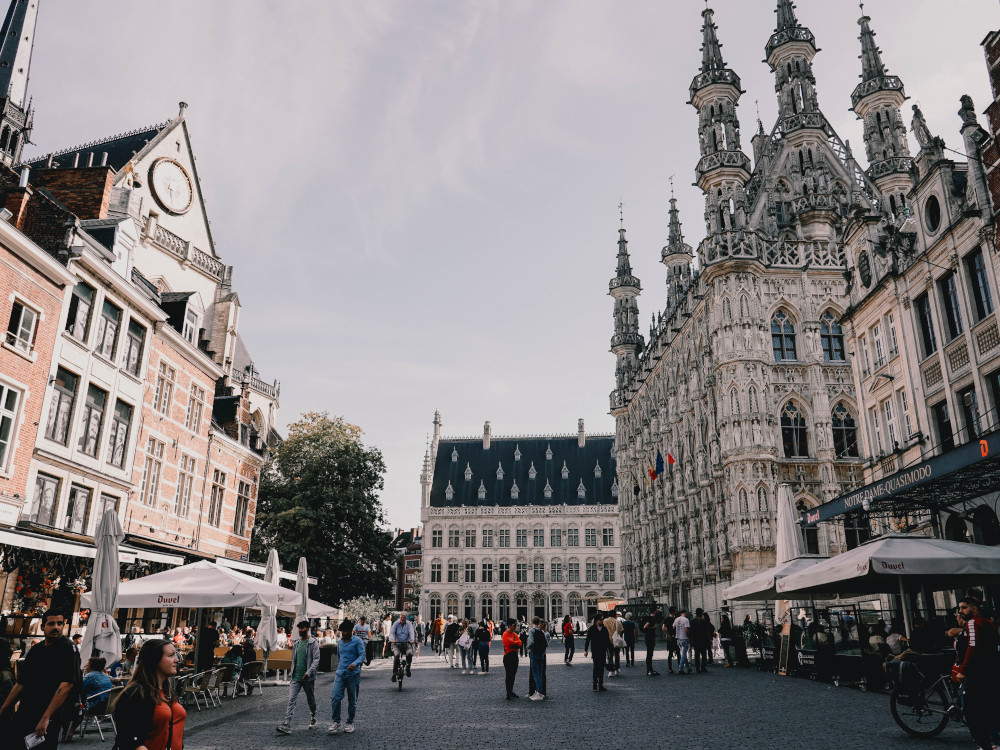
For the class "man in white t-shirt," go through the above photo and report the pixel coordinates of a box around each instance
[353,617,372,665]
[673,609,692,674]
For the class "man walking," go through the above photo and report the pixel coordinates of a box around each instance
[431,613,445,656]
[526,617,548,700]
[502,619,521,700]
[584,614,612,692]
[329,620,365,735]
[0,610,77,750]
[641,606,660,676]
[662,606,680,673]
[674,608,692,675]
[954,596,1000,750]
[352,616,372,665]
[389,613,414,682]
[443,615,461,668]
[276,620,320,734]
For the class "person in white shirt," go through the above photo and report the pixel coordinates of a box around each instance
[673,609,692,674]
[352,617,372,665]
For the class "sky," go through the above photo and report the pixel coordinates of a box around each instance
[23,0,996,531]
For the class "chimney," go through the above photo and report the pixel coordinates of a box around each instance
[86,152,94,167]
[483,420,491,450]
[578,418,586,447]
[18,167,29,188]
[72,153,79,168]
[100,152,108,166]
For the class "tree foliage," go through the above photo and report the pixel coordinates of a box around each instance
[250,412,394,605]
[341,595,388,626]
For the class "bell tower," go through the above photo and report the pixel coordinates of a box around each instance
[0,0,39,168]
[609,225,643,415]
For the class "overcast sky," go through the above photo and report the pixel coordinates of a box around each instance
[25,1,996,530]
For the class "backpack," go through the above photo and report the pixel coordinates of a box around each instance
[530,628,548,655]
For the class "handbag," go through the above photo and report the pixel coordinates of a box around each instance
[457,632,472,649]
[613,633,626,648]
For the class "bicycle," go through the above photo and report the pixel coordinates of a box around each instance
[890,664,965,738]
[392,642,413,692]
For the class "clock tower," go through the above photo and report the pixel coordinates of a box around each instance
[0,0,38,168]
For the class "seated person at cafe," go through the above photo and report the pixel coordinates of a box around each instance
[184,649,196,669]
[221,645,244,678]
[109,647,138,679]
[82,657,113,711]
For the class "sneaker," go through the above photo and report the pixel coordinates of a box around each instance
[598,685,608,692]
[327,723,341,735]
[309,716,317,729]
[276,724,291,735]
[391,673,397,682]
[461,669,466,674]
[529,693,544,701]
[343,724,354,734]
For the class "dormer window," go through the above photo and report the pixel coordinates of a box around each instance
[543,480,553,499]
[464,463,472,481]
[528,462,537,480]
[510,482,519,500]
[594,461,602,479]
[577,480,586,499]
[182,309,199,345]
[561,461,569,480]
[452,448,459,462]
[445,481,454,501]
[477,481,486,500]
[611,478,618,498]
[546,444,553,460]
[514,445,521,461]
[496,463,504,480]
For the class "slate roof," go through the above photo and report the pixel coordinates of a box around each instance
[430,434,617,508]
[24,122,169,171]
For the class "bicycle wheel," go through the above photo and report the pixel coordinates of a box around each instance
[890,683,950,738]
[397,666,403,691]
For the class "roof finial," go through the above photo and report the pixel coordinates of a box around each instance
[668,175,675,198]
[618,198,624,228]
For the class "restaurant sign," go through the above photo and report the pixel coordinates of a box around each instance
[802,431,1000,526]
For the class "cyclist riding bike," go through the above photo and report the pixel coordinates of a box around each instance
[389,613,415,683]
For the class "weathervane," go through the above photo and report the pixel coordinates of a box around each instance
[619,199,624,228]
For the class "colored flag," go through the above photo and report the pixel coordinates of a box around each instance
[648,461,657,482]
[655,450,664,478]
[667,450,675,465]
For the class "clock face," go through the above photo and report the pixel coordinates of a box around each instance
[150,158,193,215]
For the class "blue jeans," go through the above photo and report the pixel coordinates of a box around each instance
[529,653,545,695]
[677,639,690,672]
[460,646,470,669]
[331,672,360,724]
[283,677,316,723]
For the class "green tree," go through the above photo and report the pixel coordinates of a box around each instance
[250,412,394,605]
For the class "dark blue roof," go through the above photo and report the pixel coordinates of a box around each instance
[430,435,617,508]
[25,123,168,171]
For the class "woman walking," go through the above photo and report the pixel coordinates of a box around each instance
[112,639,186,750]
[475,619,491,674]
[457,620,473,674]
[502,619,521,699]
[718,615,734,666]
[562,615,575,665]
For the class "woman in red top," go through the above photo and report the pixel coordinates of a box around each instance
[562,615,576,665]
[501,619,521,700]
[113,639,186,750]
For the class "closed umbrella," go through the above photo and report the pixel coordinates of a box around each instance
[81,508,124,666]
[774,484,803,621]
[294,557,309,624]
[257,549,281,653]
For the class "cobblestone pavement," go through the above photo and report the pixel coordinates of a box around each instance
[71,643,975,750]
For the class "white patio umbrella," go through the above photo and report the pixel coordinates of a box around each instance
[81,508,124,666]
[294,557,309,624]
[773,484,804,621]
[256,549,281,653]
[722,555,828,601]
[776,533,1000,636]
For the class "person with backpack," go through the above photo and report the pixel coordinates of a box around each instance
[562,615,576,665]
[526,617,548,700]
[475,619,492,674]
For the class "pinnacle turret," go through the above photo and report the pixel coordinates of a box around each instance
[609,226,643,399]
[662,197,692,262]
[610,227,640,291]
[851,11,904,109]
[775,0,798,31]
[0,0,40,167]
[689,7,741,101]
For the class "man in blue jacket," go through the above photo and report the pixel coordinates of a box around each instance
[276,620,321,734]
[329,619,366,735]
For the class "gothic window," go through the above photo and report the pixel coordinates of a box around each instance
[781,401,809,457]
[832,402,860,458]
[723,297,732,321]
[0,126,9,152]
[610,478,618,498]
[577,480,586,500]
[514,445,521,461]
[820,311,845,362]
[594,461,602,478]
[546,444,553,460]
[740,295,749,318]
[757,487,768,513]
[771,310,796,361]
[739,488,749,514]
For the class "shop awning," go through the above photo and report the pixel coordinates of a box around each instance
[0,527,181,566]
[802,429,1000,526]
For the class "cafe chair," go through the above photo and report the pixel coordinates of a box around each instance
[204,666,229,706]
[238,660,264,697]
[213,663,238,699]
[79,686,123,741]
[180,670,213,710]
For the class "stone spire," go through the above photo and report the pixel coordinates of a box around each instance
[0,0,39,167]
[662,195,693,304]
[698,6,726,74]
[850,9,911,198]
[775,0,798,32]
[609,226,643,409]
[765,0,821,131]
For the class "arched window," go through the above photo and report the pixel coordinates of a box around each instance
[446,594,459,617]
[832,402,860,458]
[481,594,494,620]
[464,594,476,620]
[740,295,749,318]
[569,593,583,617]
[781,401,808,457]
[820,311,845,362]
[757,487,768,513]
[551,593,563,620]
[498,594,510,621]
[723,297,732,320]
[771,310,796,361]
[0,126,9,152]
[429,595,442,619]
[8,133,17,156]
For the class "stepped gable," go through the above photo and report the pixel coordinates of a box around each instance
[24,122,169,171]
[429,434,616,508]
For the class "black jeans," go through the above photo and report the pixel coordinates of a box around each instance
[645,639,656,672]
[666,638,679,669]
[607,647,621,671]
[964,679,1000,750]
[503,653,518,696]
[564,636,575,662]
[624,640,636,666]
[721,639,734,665]
[591,656,605,685]
[694,645,708,671]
